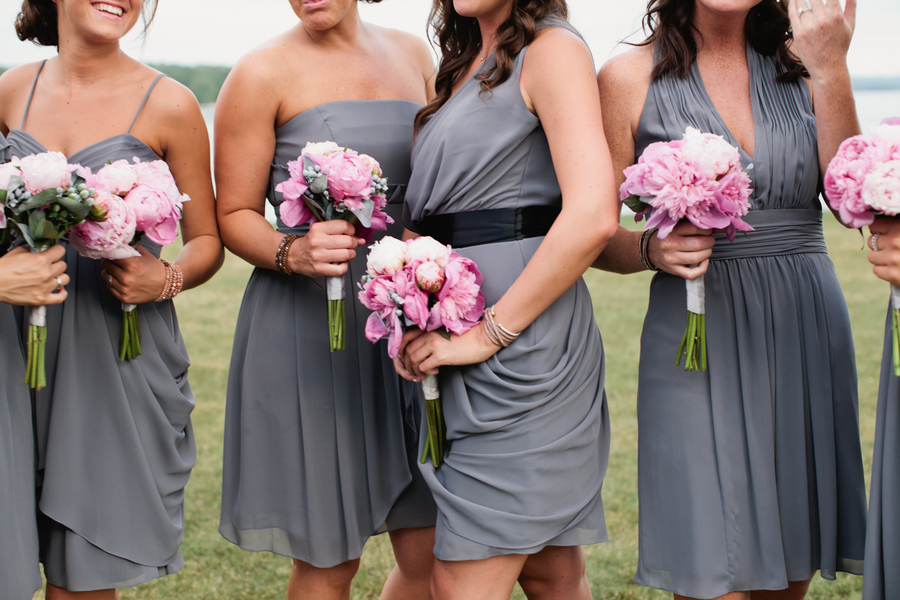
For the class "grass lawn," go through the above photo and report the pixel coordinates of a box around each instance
[35,212,881,599]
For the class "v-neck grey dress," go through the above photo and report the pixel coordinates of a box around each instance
[404,19,610,561]
[863,309,900,600]
[218,100,436,569]
[6,67,195,591]
[633,46,867,597]
[0,132,42,599]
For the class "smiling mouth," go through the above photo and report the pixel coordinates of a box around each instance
[93,3,124,17]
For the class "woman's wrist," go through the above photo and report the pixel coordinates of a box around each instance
[639,228,660,272]
[155,259,184,301]
[276,234,299,274]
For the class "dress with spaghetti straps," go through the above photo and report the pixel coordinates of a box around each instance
[218,100,437,568]
[0,132,43,599]
[7,62,195,591]
[863,310,900,600]
[403,18,610,560]
[632,45,867,597]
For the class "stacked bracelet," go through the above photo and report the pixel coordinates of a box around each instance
[482,305,520,348]
[156,259,184,302]
[639,228,660,272]
[276,234,299,275]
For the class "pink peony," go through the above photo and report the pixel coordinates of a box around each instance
[681,127,742,178]
[275,178,314,228]
[96,160,138,195]
[862,160,900,216]
[68,190,140,260]
[415,261,445,293]
[17,151,76,194]
[426,256,485,336]
[323,152,373,205]
[301,141,342,167]
[123,184,182,245]
[359,268,429,356]
[358,153,383,177]
[824,135,891,228]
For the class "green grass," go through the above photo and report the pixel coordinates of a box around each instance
[36,212,882,599]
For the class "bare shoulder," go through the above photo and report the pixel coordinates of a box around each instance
[528,24,592,63]
[375,25,435,77]
[144,75,203,125]
[0,62,47,133]
[597,46,653,99]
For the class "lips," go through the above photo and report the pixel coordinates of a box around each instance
[303,0,329,10]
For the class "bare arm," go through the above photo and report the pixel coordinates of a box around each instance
[591,49,715,279]
[403,28,620,377]
[214,53,363,278]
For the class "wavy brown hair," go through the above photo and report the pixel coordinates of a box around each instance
[414,0,568,135]
[16,0,160,47]
[636,0,807,82]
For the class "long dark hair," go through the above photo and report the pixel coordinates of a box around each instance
[636,0,806,82]
[414,0,568,135]
[16,0,160,47]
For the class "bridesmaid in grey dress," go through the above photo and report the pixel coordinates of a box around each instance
[0,133,68,600]
[862,221,900,599]
[0,1,223,596]
[594,0,865,598]
[397,2,619,598]
[214,2,437,599]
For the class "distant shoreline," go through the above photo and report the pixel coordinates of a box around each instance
[2,65,899,98]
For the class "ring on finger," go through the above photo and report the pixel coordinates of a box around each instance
[55,276,63,290]
[871,233,882,252]
[106,272,114,285]
[798,6,811,15]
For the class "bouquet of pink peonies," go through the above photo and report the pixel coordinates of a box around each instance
[68,158,188,361]
[0,152,107,389]
[621,127,754,372]
[358,235,485,467]
[825,117,900,374]
[276,141,392,352]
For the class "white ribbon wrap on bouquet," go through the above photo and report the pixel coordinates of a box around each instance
[29,305,46,327]
[326,276,345,301]
[685,274,706,315]
[892,283,900,311]
[422,374,440,401]
[122,302,137,313]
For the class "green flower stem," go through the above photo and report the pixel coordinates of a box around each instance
[893,308,900,378]
[25,324,47,390]
[119,307,143,361]
[328,299,345,352]
[675,310,707,372]
[420,397,447,468]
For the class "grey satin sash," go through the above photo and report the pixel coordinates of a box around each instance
[710,208,827,261]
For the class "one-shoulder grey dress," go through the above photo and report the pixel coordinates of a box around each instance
[863,310,900,600]
[219,100,436,568]
[633,45,867,598]
[0,132,42,599]
[7,66,196,591]
[403,20,610,561]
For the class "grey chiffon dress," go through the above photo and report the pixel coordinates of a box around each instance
[218,100,436,568]
[403,19,610,561]
[863,310,900,600]
[0,132,42,599]
[633,45,867,598]
[7,65,196,591]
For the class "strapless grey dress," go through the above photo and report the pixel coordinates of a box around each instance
[218,100,436,568]
[633,45,867,598]
[864,309,900,600]
[404,19,610,561]
[6,69,195,590]
[0,132,42,599]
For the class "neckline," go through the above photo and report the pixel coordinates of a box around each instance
[690,42,759,162]
[448,53,495,102]
[8,129,160,162]
[276,99,423,133]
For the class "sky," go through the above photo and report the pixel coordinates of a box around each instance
[1,0,898,78]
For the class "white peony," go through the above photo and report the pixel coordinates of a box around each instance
[17,151,74,195]
[862,160,900,215]
[870,124,900,147]
[406,236,452,267]
[681,127,742,178]
[367,236,409,276]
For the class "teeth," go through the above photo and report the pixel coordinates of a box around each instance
[94,3,124,16]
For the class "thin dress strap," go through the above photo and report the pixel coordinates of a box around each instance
[127,74,166,134]
[20,60,48,130]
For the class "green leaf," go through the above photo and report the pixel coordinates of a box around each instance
[12,189,58,215]
[349,199,375,229]
[56,194,91,218]
[0,189,6,206]
[622,194,650,215]
[11,221,36,248]
[440,329,451,341]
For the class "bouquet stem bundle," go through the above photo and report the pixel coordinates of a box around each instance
[675,272,707,371]
[892,285,900,377]
[119,303,141,361]
[26,304,47,390]
[420,374,448,467]
[326,275,346,352]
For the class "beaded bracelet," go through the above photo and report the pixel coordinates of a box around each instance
[276,234,299,275]
[155,259,184,302]
[482,305,520,348]
[639,228,661,272]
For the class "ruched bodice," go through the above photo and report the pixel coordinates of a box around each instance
[220,100,436,568]
[403,19,610,560]
[633,46,867,598]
